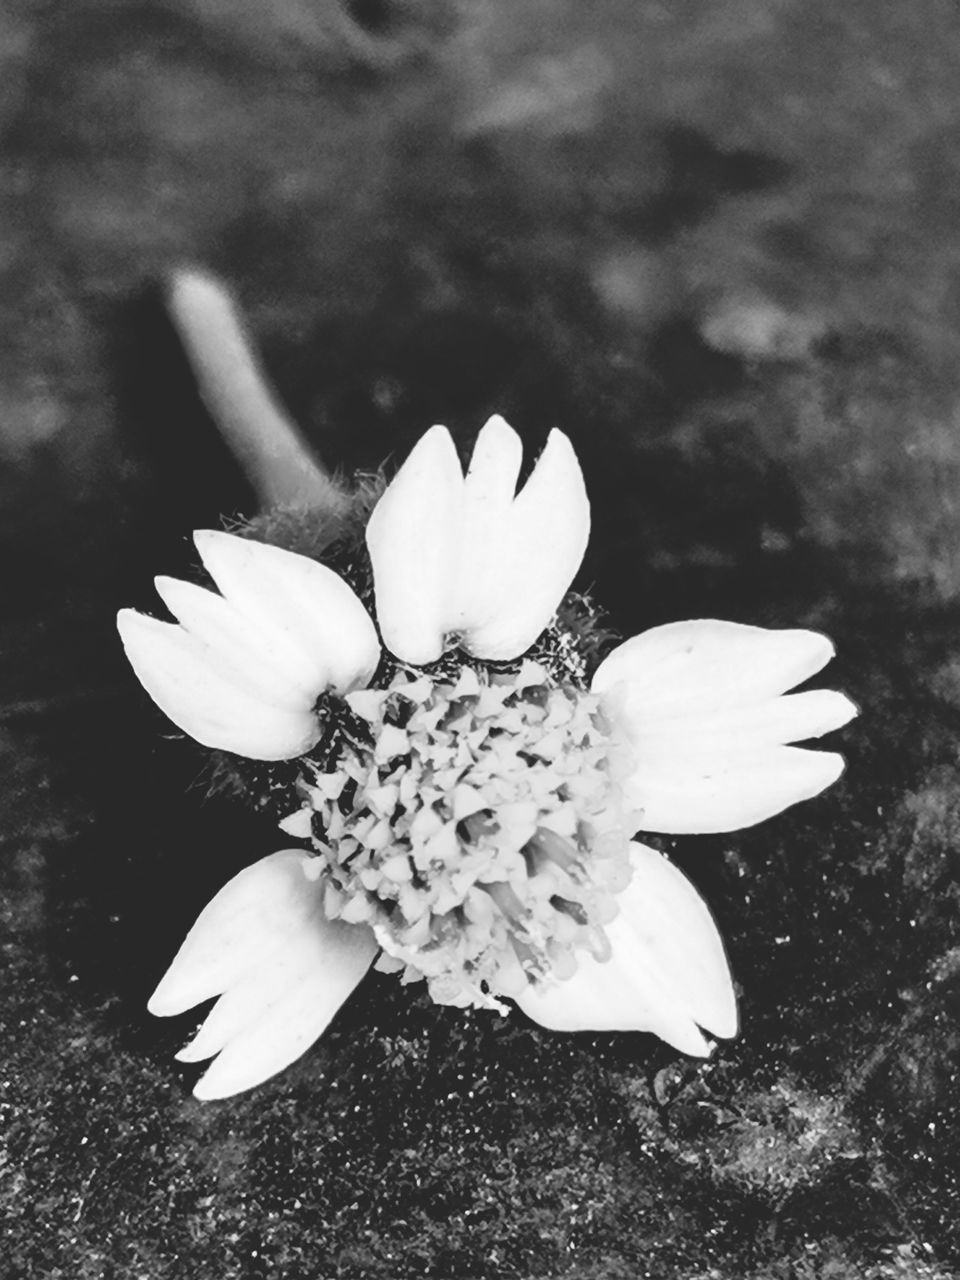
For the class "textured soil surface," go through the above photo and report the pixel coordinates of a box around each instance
[4,2,960,1277]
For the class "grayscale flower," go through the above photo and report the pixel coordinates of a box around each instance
[119,416,856,1099]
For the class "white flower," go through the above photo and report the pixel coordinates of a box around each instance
[119,415,857,1098]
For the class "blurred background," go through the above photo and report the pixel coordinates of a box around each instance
[4,1,960,1276]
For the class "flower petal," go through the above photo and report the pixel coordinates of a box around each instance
[149,849,378,1099]
[193,530,380,694]
[622,745,845,835]
[367,419,591,666]
[153,575,310,709]
[461,427,590,660]
[593,620,836,717]
[595,620,856,834]
[515,843,736,1054]
[120,533,381,758]
[365,425,465,665]
[117,608,321,759]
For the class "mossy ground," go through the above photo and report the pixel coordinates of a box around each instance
[3,2,960,1276]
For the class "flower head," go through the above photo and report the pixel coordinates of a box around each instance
[306,661,633,1011]
[119,416,857,1098]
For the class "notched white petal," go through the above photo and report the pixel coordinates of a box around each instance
[121,532,380,757]
[597,618,856,834]
[148,848,305,1017]
[117,608,320,759]
[366,425,464,666]
[366,419,590,664]
[593,620,836,717]
[149,849,378,1099]
[193,530,380,694]
[515,843,736,1053]
[461,428,591,660]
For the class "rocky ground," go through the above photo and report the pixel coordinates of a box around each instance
[3,1,960,1276]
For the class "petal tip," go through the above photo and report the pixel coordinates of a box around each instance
[116,608,135,647]
[192,527,235,560]
[116,607,183,676]
[147,984,184,1019]
[817,749,847,787]
[424,422,455,440]
[833,691,860,729]
[475,413,520,445]
[116,606,152,642]
[537,425,583,475]
[192,527,223,546]
[191,1067,237,1102]
[809,628,836,658]
[544,425,573,449]
[408,423,461,471]
[786,627,836,679]
[174,1039,209,1064]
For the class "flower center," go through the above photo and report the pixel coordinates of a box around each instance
[298,660,633,1011]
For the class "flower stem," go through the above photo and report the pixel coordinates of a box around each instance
[165,267,350,514]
